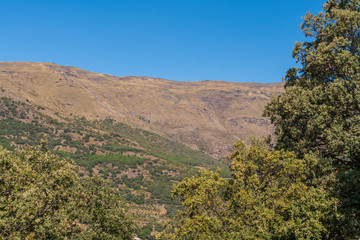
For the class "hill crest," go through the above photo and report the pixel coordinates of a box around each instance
[0,62,284,158]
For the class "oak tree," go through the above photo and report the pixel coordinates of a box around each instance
[160,140,337,239]
[0,145,134,239]
[264,0,360,237]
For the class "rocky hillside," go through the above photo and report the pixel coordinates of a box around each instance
[0,62,283,158]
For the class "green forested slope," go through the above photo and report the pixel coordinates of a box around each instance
[0,96,227,238]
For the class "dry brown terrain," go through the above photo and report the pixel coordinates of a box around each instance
[0,61,284,158]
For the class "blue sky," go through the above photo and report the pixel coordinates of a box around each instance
[1,0,324,83]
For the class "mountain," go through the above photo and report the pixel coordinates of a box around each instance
[0,62,283,159]
[0,61,284,238]
[0,95,227,238]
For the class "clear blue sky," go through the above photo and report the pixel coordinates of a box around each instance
[1,0,325,83]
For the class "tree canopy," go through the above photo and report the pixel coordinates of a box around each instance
[159,140,338,239]
[0,143,134,239]
[264,0,360,167]
[263,0,360,237]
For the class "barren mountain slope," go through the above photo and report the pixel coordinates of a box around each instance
[0,62,283,158]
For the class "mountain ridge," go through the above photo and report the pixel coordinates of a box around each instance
[0,61,284,158]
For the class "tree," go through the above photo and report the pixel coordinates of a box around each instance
[264,0,360,166]
[159,140,337,239]
[264,0,360,237]
[0,144,134,239]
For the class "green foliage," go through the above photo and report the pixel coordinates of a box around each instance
[263,0,360,238]
[0,96,226,235]
[75,176,135,239]
[160,140,338,239]
[264,0,360,166]
[0,145,134,239]
[0,96,223,209]
[137,223,153,239]
[87,154,145,169]
[94,119,223,169]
